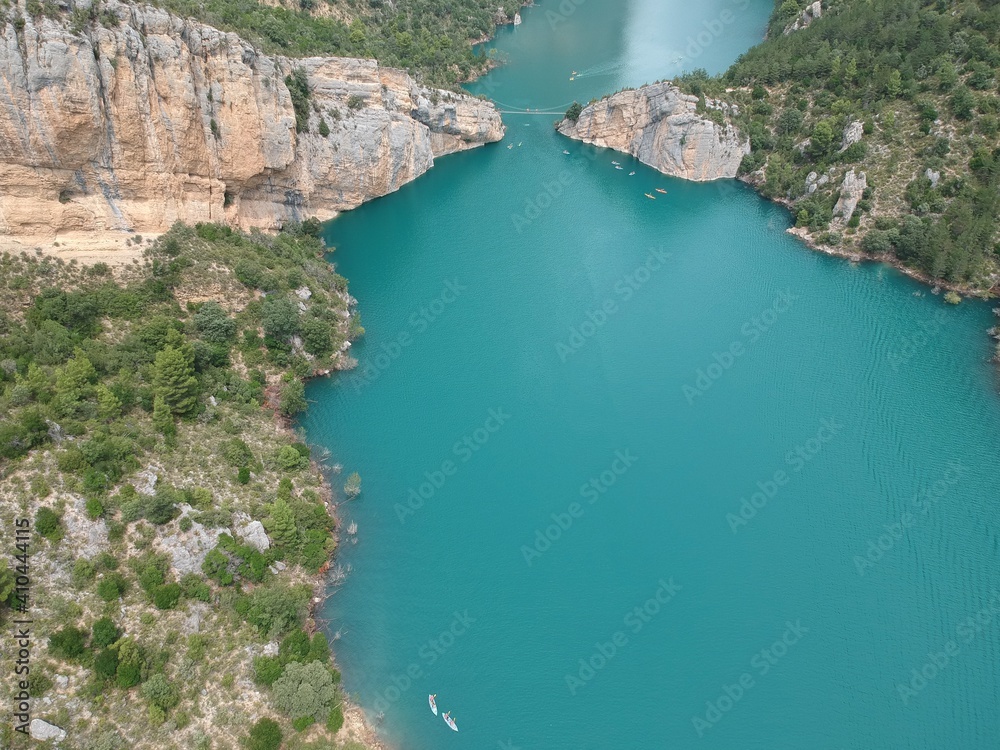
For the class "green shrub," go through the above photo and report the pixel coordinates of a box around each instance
[85,497,105,520]
[116,662,141,689]
[286,68,312,133]
[194,302,237,344]
[94,648,120,680]
[276,445,307,471]
[180,574,212,602]
[245,718,283,750]
[223,438,255,467]
[272,661,337,720]
[253,655,284,686]
[35,507,62,542]
[243,584,309,637]
[96,573,128,602]
[326,703,344,733]
[141,674,180,711]
[72,559,97,588]
[278,380,307,417]
[92,617,121,648]
[279,629,311,663]
[49,626,88,659]
[152,583,182,610]
[292,716,315,732]
[564,102,583,121]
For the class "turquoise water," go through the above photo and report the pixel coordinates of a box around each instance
[303,2,1000,748]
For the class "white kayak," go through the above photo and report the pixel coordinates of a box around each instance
[428,694,438,715]
[443,712,458,732]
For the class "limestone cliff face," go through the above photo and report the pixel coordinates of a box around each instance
[557,82,748,181]
[0,1,504,237]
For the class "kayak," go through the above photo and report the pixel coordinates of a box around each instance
[443,712,458,732]
[645,193,656,200]
[655,188,668,194]
[428,694,438,715]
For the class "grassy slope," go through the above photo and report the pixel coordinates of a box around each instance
[0,223,369,749]
[676,0,1000,292]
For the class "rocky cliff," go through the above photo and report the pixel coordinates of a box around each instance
[0,0,504,238]
[557,82,748,181]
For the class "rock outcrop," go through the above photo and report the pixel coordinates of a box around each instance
[784,1,822,34]
[0,1,504,238]
[30,719,67,742]
[557,82,749,181]
[832,169,866,226]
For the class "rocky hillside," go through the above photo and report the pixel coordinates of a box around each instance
[0,223,373,750]
[0,0,504,240]
[558,0,1000,294]
[556,82,749,181]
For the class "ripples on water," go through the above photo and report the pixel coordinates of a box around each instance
[303,2,1000,748]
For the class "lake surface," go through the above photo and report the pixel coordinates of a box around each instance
[303,2,1000,748]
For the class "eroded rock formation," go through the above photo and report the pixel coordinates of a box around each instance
[0,1,504,238]
[556,82,749,181]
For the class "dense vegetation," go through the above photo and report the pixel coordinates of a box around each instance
[676,0,1000,288]
[0,224,365,749]
[149,0,523,87]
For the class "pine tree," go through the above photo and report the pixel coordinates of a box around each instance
[153,345,199,416]
[264,499,297,547]
[152,395,175,437]
[96,385,123,421]
[53,348,97,413]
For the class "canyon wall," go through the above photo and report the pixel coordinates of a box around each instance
[557,82,748,181]
[0,1,504,238]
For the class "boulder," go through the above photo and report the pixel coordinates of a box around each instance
[841,121,863,151]
[30,719,66,742]
[234,515,271,552]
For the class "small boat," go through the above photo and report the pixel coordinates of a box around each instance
[507,144,513,149]
[645,193,656,200]
[615,165,623,170]
[518,142,522,147]
[428,694,438,716]
[611,160,620,166]
[569,77,575,81]
[628,171,636,176]
[655,188,668,194]
[572,70,578,75]
[443,712,458,732]
[563,150,570,155]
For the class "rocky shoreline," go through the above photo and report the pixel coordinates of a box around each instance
[557,85,996,301]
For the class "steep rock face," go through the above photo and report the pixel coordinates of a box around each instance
[557,82,748,181]
[0,1,504,237]
[832,169,866,226]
